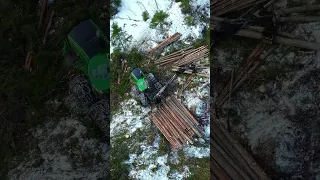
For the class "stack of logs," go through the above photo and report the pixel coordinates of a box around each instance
[148,33,181,55]
[214,43,271,108]
[211,1,320,50]
[211,117,271,180]
[150,96,202,149]
[155,46,209,67]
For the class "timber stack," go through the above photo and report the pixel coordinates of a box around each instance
[211,116,271,180]
[211,0,320,50]
[150,96,202,149]
[155,46,209,67]
[148,33,182,55]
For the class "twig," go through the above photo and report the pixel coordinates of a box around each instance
[38,0,48,30]
[43,10,55,45]
[115,16,142,22]
[154,0,159,11]
[227,68,234,131]
[24,51,32,71]
[235,29,320,50]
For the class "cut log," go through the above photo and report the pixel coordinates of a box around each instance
[235,29,320,50]
[213,120,271,180]
[275,4,320,15]
[211,156,232,180]
[211,139,253,179]
[279,16,320,22]
[38,0,48,30]
[172,68,209,77]
[43,10,55,45]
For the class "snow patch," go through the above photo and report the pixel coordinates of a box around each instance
[111,0,209,52]
[183,146,210,158]
[111,99,151,138]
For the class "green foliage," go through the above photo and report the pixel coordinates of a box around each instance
[150,10,170,29]
[185,15,194,26]
[0,0,107,176]
[111,23,122,38]
[186,158,210,179]
[192,26,210,48]
[111,134,130,179]
[142,11,150,21]
[111,22,133,51]
[177,0,209,26]
[180,0,193,14]
[158,134,170,155]
[167,149,210,179]
[111,0,122,18]
[110,48,146,111]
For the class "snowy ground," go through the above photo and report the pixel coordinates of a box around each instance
[213,6,320,179]
[110,0,209,52]
[6,76,110,180]
[111,72,210,179]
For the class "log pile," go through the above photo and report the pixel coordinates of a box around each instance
[148,33,182,55]
[211,116,271,180]
[155,46,209,67]
[211,1,320,50]
[150,96,202,149]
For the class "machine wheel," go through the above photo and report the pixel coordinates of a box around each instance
[147,73,162,90]
[138,93,148,106]
[64,54,77,68]
[155,82,163,90]
[131,86,140,98]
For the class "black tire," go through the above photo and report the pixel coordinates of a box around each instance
[147,73,156,82]
[147,73,162,90]
[138,93,148,106]
[131,86,140,98]
[155,82,163,90]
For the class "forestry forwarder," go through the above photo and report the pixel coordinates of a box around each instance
[130,65,197,106]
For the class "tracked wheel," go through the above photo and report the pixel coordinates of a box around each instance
[147,73,163,90]
[131,86,140,98]
[138,93,148,106]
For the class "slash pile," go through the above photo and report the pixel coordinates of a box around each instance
[214,43,272,108]
[150,96,202,149]
[155,46,209,67]
[148,33,181,55]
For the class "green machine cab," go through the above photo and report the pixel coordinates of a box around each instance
[130,68,163,106]
[130,68,148,91]
[63,19,109,93]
